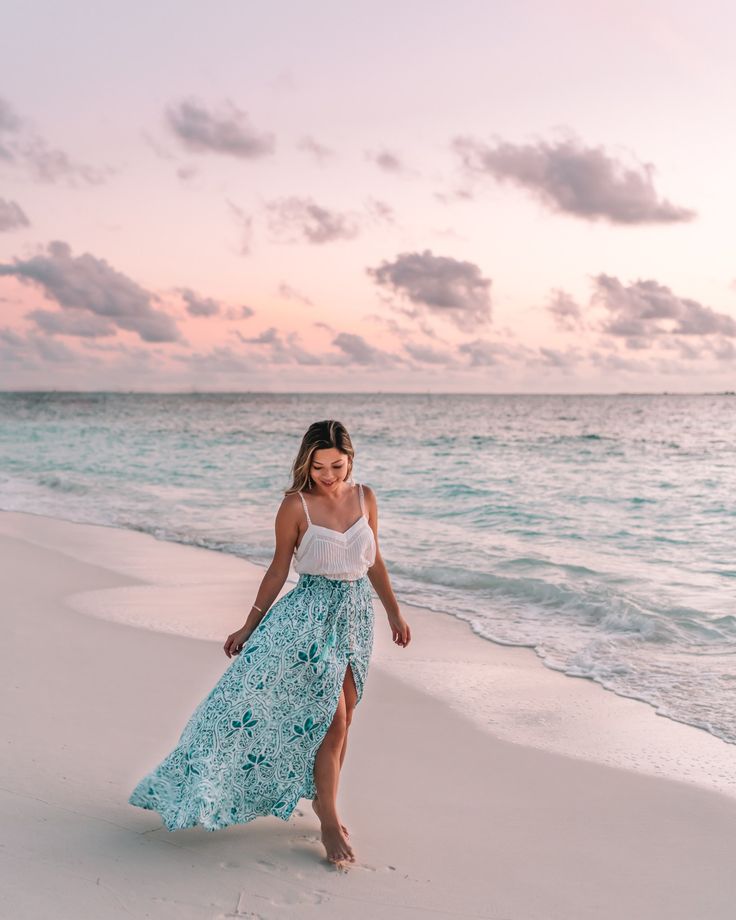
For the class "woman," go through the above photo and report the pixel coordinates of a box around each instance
[128,419,411,866]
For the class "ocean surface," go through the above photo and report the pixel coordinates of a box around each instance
[1,391,734,744]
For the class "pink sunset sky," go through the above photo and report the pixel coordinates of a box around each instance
[1,0,734,393]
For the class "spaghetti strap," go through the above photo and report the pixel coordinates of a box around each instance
[298,491,311,525]
[358,482,366,518]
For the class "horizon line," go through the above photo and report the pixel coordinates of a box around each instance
[1,389,734,397]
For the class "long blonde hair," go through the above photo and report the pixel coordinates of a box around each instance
[285,420,355,495]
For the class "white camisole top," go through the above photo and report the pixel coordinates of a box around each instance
[292,482,376,581]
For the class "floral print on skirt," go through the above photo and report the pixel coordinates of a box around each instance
[128,572,375,831]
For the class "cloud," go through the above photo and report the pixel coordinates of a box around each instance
[331,332,398,366]
[233,317,402,368]
[364,197,396,225]
[457,338,583,373]
[0,326,79,364]
[0,97,22,156]
[433,186,475,205]
[430,225,469,242]
[29,333,79,363]
[0,95,111,186]
[708,337,736,361]
[176,163,200,182]
[226,199,254,256]
[365,313,445,343]
[172,345,256,374]
[547,289,584,330]
[223,304,256,320]
[171,326,400,375]
[165,97,275,159]
[544,275,736,358]
[265,196,360,244]
[592,274,736,339]
[0,198,30,232]
[21,138,111,185]
[457,338,518,366]
[0,327,25,346]
[364,312,456,365]
[25,308,117,338]
[279,333,323,366]
[241,326,280,345]
[0,240,181,343]
[366,148,406,173]
[278,282,313,306]
[588,349,652,374]
[177,287,221,317]
[533,346,582,370]
[367,249,492,331]
[403,340,457,365]
[297,136,335,163]
[452,133,695,224]
[233,326,322,365]
[660,336,704,360]
[140,129,177,162]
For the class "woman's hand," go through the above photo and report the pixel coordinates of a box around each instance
[223,626,253,659]
[387,612,411,648]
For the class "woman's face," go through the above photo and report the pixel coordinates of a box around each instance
[310,448,351,491]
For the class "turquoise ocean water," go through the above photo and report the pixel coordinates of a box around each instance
[1,392,734,744]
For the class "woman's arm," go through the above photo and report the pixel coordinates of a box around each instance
[224,494,301,657]
[363,485,411,648]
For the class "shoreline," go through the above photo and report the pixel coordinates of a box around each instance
[2,507,736,918]
[1,507,734,800]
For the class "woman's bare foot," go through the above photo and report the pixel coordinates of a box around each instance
[312,796,349,837]
[320,821,355,866]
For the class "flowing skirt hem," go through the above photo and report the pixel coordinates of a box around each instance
[127,784,307,832]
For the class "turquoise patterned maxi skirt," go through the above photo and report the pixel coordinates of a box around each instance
[128,573,375,831]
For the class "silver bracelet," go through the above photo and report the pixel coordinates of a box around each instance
[251,603,263,613]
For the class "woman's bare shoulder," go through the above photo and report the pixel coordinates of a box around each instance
[276,490,305,522]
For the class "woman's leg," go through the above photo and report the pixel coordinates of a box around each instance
[338,664,358,770]
[314,665,358,807]
[312,667,358,863]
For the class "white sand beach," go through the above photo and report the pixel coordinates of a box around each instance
[2,508,735,920]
